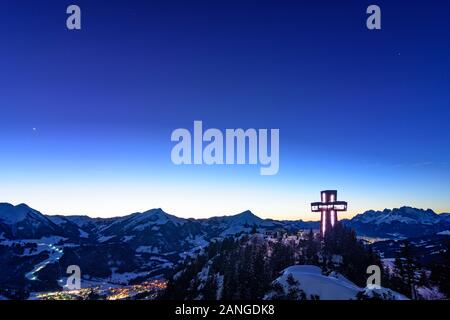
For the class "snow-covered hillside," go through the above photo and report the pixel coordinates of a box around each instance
[265,265,408,300]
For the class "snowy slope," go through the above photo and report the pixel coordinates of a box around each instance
[265,265,408,300]
[47,215,95,228]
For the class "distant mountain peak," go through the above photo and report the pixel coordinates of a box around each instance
[138,208,179,219]
[0,202,39,224]
[0,203,66,239]
[219,210,267,227]
[235,210,257,217]
[141,208,165,215]
[16,203,32,209]
[121,208,186,230]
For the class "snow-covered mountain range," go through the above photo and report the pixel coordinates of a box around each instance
[0,203,319,244]
[1,202,449,298]
[0,202,319,296]
[2,203,447,243]
[342,206,450,239]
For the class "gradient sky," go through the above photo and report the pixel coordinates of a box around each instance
[1,0,449,220]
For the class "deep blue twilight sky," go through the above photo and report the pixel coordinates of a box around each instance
[0,0,449,220]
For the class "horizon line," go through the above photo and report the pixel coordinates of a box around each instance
[1,201,448,222]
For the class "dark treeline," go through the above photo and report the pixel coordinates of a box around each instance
[430,240,450,298]
[382,239,450,299]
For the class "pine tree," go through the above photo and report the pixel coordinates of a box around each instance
[430,239,450,298]
[305,229,319,264]
[286,273,298,286]
[320,222,378,286]
[202,274,218,300]
[392,240,420,299]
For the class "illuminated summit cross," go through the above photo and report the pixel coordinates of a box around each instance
[311,190,347,237]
